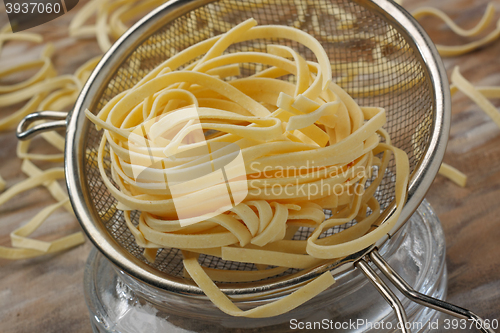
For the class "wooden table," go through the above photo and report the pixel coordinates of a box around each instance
[1,0,499,332]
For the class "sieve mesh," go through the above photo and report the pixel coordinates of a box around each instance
[82,0,432,284]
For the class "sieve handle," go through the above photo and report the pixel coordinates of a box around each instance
[366,249,495,333]
[355,259,411,333]
[17,111,67,141]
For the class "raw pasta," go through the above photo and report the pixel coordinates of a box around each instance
[86,19,410,317]
[451,67,500,129]
[439,163,467,187]
[0,167,85,259]
[412,2,500,57]
[0,34,95,260]
[0,24,43,54]
[0,173,5,192]
[1,0,498,318]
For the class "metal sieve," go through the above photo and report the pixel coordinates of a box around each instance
[17,0,493,331]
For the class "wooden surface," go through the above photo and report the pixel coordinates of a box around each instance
[1,0,500,332]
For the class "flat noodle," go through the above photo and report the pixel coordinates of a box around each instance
[0,39,98,260]
[0,44,56,130]
[0,173,5,192]
[437,19,500,57]
[0,168,85,259]
[21,160,73,213]
[445,69,500,188]
[1,0,496,320]
[439,163,467,187]
[0,233,84,260]
[70,0,168,52]
[183,251,335,318]
[0,24,43,54]
[412,3,500,57]
[0,0,496,312]
[10,199,76,251]
[451,67,500,128]
[86,20,409,317]
[413,4,496,38]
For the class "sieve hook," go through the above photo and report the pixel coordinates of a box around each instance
[358,249,495,333]
[17,111,67,141]
[355,259,411,333]
[369,250,495,333]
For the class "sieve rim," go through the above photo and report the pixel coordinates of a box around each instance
[65,0,450,298]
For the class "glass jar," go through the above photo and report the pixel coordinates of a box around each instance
[84,199,447,333]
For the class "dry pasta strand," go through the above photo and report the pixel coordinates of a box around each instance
[183,252,335,318]
[439,163,467,187]
[0,42,99,260]
[451,66,500,129]
[412,3,496,38]
[0,169,85,260]
[0,173,5,192]
[85,20,409,317]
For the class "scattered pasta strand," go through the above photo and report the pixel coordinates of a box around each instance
[0,24,43,54]
[21,160,73,213]
[413,4,496,38]
[0,168,65,206]
[0,168,85,260]
[69,0,168,52]
[439,163,467,187]
[411,3,500,57]
[0,44,56,131]
[437,18,500,57]
[443,69,500,187]
[0,173,5,192]
[451,67,500,129]
[0,33,100,260]
[0,234,84,260]
[10,199,81,251]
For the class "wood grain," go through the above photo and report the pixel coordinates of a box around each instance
[1,0,500,332]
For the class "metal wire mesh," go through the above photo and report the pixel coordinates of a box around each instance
[83,0,432,284]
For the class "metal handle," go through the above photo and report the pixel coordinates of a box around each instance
[369,250,495,333]
[358,249,495,333]
[17,111,68,141]
[355,259,411,333]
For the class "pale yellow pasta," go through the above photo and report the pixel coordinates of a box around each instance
[0,234,84,260]
[0,24,43,54]
[0,75,80,107]
[183,251,335,318]
[21,160,73,213]
[1,0,497,314]
[0,42,100,260]
[69,0,101,36]
[0,44,56,130]
[86,20,410,317]
[0,169,66,207]
[445,69,500,189]
[412,3,500,57]
[439,163,467,188]
[11,199,71,251]
[413,4,496,38]
[0,168,85,260]
[0,94,46,131]
[451,67,500,129]
[0,173,5,192]
[0,47,56,93]
[70,0,167,52]
[437,19,500,57]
